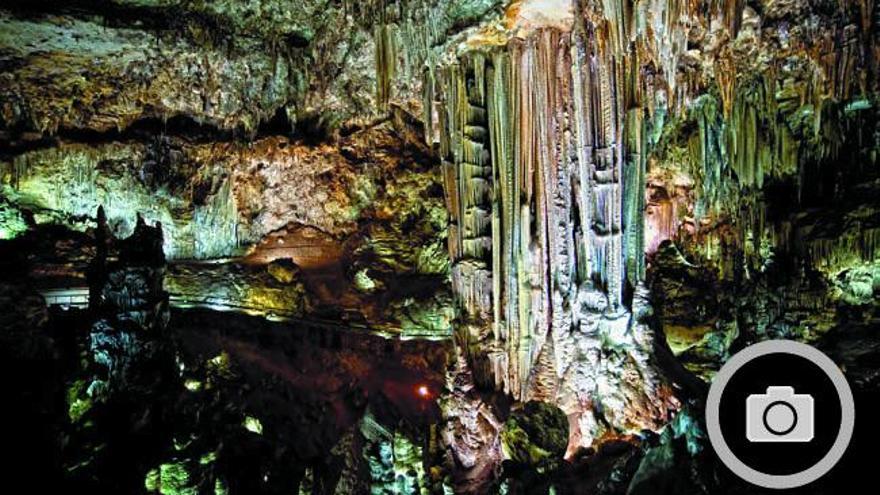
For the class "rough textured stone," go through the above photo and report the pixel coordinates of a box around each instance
[501,401,568,470]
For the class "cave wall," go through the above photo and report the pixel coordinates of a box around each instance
[0,1,505,260]
[0,1,508,337]
[0,1,505,136]
[3,131,446,260]
[632,0,880,378]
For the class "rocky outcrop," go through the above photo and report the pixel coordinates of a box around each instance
[439,353,504,493]
[166,259,308,317]
[0,11,298,136]
[500,400,569,476]
[47,212,181,492]
[360,410,431,495]
[2,127,446,259]
[86,213,173,400]
[2,124,455,335]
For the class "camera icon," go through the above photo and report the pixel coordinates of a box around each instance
[746,386,814,442]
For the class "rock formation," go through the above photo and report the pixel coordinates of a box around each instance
[1,0,878,493]
[437,2,679,478]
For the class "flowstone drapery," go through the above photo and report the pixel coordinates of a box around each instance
[438,7,676,469]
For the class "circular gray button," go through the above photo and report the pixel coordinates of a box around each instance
[706,340,855,489]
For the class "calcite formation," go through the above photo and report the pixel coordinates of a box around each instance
[438,1,678,462]
[0,1,505,142]
[439,353,505,493]
[628,0,880,384]
[1,124,455,335]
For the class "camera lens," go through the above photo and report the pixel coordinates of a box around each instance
[762,401,798,436]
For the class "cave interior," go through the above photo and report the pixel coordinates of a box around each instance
[1,1,878,494]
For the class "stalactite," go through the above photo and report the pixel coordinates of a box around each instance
[808,226,880,271]
[193,178,239,259]
[439,7,676,455]
[422,65,436,145]
[624,106,647,285]
[375,23,399,112]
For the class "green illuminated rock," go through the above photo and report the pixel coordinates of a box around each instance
[501,401,568,471]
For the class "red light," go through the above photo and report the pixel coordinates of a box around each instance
[416,385,430,398]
